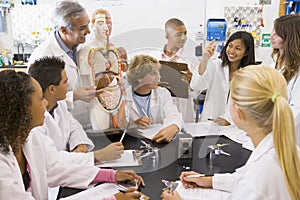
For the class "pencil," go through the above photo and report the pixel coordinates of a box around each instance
[141,107,149,118]
[186,174,206,178]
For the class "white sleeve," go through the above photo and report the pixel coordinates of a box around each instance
[212,172,237,192]
[68,110,95,151]
[190,58,219,92]
[161,88,183,130]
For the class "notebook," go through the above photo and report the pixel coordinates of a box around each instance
[159,60,189,98]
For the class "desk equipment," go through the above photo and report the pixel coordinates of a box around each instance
[162,180,178,193]
[177,134,193,159]
[208,143,231,160]
[159,60,189,98]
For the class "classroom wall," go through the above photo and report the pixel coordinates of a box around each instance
[0,0,280,61]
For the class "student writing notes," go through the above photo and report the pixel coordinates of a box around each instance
[125,54,183,143]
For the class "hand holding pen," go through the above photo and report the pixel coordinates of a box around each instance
[134,108,152,129]
[179,171,213,189]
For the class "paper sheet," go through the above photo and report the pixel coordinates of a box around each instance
[60,183,120,200]
[95,150,141,167]
[137,124,164,139]
[176,181,231,200]
[182,121,222,137]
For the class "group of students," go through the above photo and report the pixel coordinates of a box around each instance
[0,0,299,199]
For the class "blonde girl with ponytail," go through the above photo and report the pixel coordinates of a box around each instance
[162,65,300,200]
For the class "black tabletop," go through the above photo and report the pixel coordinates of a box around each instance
[59,129,251,200]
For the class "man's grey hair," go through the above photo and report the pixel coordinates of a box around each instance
[51,0,86,30]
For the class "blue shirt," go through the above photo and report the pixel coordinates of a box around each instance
[132,91,151,118]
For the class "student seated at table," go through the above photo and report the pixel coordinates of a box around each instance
[161,65,300,200]
[28,55,125,162]
[125,54,183,143]
[0,69,144,199]
[28,56,125,199]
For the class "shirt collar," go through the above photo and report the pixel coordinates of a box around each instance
[54,31,78,53]
[161,46,184,62]
[48,103,59,118]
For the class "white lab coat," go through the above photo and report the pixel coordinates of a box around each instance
[29,100,95,200]
[213,134,294,200]
[261,59,300,146]
[28,32,91,129]
[125,86,183,130]
[191,58,229,121]
[30,100,94,154]
[0,133,101,200]
[288,72,300,146]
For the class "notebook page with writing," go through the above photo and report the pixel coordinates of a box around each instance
[176,181,230,200]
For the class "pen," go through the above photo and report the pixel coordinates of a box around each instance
[186,174,206,178]
[180,70,188,74]
[208,118,214,121]
[120,129,127,142]
[120,123,129,142]
[141,107,149,118]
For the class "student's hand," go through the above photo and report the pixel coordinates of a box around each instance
[180,171,212,189]
[134,116,152,129]
[198,40,217,75]
[115,170,145,187]
[152,124,179,143]
[214,117,231,126]
[94,142,124,162]
[73,86,96,102]
[115,188,142,200]
[181,69,193,83]
[161,189,182,200]
[72,144,89,153]
[202,40,217,62]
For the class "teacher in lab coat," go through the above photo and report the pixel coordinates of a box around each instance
[28,0,99,130]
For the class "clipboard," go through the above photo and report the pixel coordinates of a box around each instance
[95,150,142,167]
[159,60,189,98]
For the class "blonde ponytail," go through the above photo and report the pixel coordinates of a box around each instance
[272,96,300,200]
[231,65,300,200]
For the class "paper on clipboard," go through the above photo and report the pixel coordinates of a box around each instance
[95,150,142,167]
[60,183,150,200]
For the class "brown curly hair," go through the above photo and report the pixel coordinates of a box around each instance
[126,54,161,88]
[0,70,34,155]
